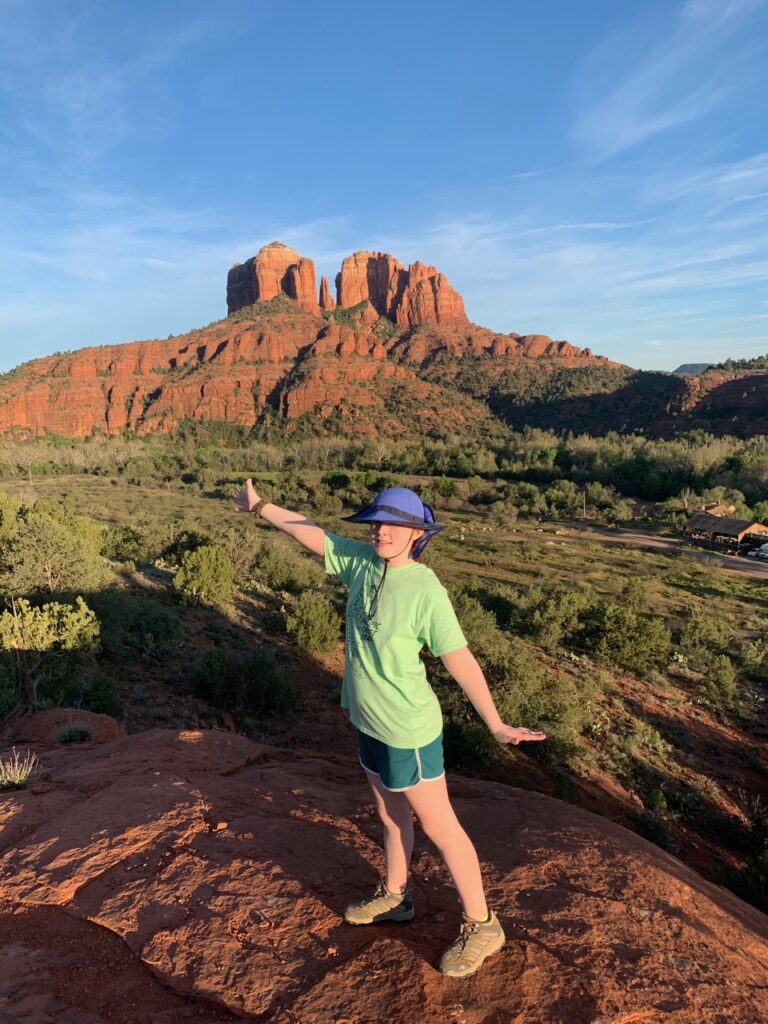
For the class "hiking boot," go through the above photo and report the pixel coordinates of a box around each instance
[344,881,415,925]
[439,910,505,977]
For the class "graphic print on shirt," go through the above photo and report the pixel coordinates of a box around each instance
[348,591,381,660]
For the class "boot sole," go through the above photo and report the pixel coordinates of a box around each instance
[344,908,416,925]
[439,931,506,977]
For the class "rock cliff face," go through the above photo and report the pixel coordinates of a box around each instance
[229,245,467,328]
[333,251,468,327]
[227,241,319,314]
[0,316,612,438]
[318,275,335,310]
[1,716,767,1023]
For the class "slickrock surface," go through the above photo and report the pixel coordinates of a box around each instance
[1,714,767,1023]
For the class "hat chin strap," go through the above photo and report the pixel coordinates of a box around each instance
[367,530,418,619]
[389,531,416,562]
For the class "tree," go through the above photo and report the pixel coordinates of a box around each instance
[0,597,100,713]
[0,500,110,596]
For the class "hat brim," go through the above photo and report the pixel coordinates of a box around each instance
[342,506,445,532]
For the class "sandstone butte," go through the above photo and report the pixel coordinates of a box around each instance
[1,710,767,1024]
[0,242,613,439]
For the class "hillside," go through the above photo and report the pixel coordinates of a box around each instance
[2,717,768,1023]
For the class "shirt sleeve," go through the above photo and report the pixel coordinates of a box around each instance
[324,532,373,586]
[420,584,467,657]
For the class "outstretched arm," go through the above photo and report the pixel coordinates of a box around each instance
[234,478,327,557]
[440,646,547,745]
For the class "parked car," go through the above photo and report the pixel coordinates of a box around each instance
[747,543,768,559]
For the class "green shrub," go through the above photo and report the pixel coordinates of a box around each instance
[45,668,122,718]
[285,591,341,652]
[740,636,768,678]
[56,724,92,743]
[524,583,597,651]
[631,810,671,850]
[101,525,145,563]
[719,800,768,913]
[90,592,182,662]
[217,525,263,579]
[465,580,516,630]
[582,602,671,676]
[0,747,40,790]
[240,647,299,718]
[254,537,325,594]
[0,596,100,709]
[553,771,579,803]
[620,577,649,611]
[442,719,501,773]
[174,545,234,606]
[705,654,737,705]
[193,643,299,719]
[162,528,210,567]
[677,612,734,666]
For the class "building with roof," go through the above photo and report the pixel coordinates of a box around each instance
[683,513,768,553]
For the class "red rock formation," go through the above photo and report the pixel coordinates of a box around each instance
[318,275,335,310]
[2,721,767,1022]
[227,241,318,313]
[335,251,407,315]
[284,257,319,313]
[0,243,627,438]
[0,310,618,438]
[335,252,467,327]
[394,262,467,327]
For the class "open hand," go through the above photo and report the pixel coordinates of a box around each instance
[234,477,260,513]
[493,725,547,746]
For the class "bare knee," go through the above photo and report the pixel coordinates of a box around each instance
[367,777,412,832]
[416,811,466,849]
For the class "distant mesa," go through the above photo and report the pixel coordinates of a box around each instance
[227,242,469,328]
[674,363,712,376]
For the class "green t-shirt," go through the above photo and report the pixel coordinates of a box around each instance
[324,532,467,748]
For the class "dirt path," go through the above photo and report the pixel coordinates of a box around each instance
[512,522,768,579]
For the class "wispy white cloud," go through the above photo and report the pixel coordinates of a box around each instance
[0,8,214,171]
[682,0,767,23]
[572,1,765,158]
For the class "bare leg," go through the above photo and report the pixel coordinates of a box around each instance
[363,769,415,893]
[404,775,488,921]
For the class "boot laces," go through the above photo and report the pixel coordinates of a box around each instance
[452,918,480,953]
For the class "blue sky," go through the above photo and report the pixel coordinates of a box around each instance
[1,0,767,374]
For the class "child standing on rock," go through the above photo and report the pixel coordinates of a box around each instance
[234,481,546,977]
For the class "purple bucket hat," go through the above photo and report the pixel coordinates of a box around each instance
[343,486,446,559]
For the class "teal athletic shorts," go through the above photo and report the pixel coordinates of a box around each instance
[355,728,445,791]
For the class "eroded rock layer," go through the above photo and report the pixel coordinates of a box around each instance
[0,303,611,437]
